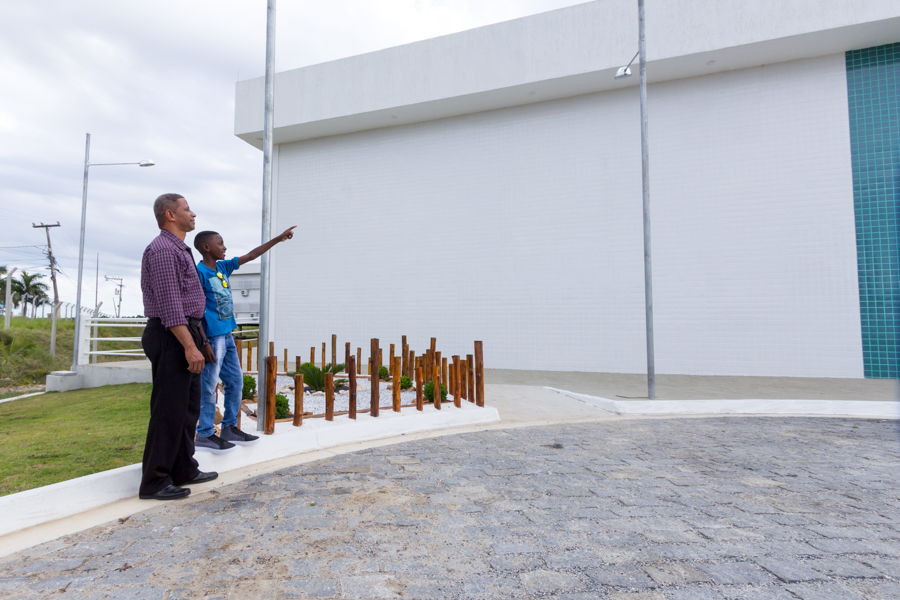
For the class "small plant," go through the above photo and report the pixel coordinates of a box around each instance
[275,393,290,419]
[0,333,38,388]
[242,374,257,400]
[422,380,447,403]
[399,376,412,390]
[379,365,390,380]
[291,362,347,392]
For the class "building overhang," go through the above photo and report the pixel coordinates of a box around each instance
[235,0,900,149]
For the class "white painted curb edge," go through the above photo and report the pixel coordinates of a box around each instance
[546,387,900,419]
[0,402,499,537]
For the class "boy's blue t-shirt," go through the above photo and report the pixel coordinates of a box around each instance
[196,257,240,338]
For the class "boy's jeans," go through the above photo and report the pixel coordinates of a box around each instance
[197,333,243,438]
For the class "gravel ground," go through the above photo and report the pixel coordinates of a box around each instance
[1,417,898,599]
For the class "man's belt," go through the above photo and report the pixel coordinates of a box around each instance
[187,317,203,329]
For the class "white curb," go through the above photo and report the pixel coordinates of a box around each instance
[546,387,900,419]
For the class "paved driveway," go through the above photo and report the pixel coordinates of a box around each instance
[1,417,898,599]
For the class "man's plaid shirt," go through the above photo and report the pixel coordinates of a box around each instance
[141,230,205,329]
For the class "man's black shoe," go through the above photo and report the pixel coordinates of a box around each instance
[139,485,190,500]
[186,471,218,485]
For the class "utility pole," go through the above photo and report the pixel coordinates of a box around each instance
[4,267,17,330]
[105,276,123,318]
[33,222,61,356]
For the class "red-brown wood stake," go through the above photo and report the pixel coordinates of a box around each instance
[321,342,326,370]
[331,334,337,369]
[370,339,380,417]
[389,343,395,372]
[348,356,357,419]
[392,360,401,412]
[452,355,461,407]
[415,366,423,411]
[325,372,334,421]
[265,356,277,434]
[467,354,475,403]
[408,349,414,379]
[356,347,362,374]
[442,357,448,390]
[475,341,485,407]
[236,338,243,367]
[269,341,275,359]
[293,374,304,426]
[433,370,442,410]
[295,356,301,372]
[430,337,437,355]
[283,348,288,373]
[246,340,253,372]
[460,359,468,401]
[345,342,350,370]
[310,346,315,365]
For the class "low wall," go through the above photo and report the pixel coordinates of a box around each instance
[46,362,152,392]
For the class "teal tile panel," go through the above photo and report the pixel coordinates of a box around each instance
[846,43,900,378]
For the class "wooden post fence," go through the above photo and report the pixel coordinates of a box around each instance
[475,341,484,407]
[295,355,301,372]
[348,355,357,419]
[345,342,350,370]
[370,338,380,417]
[356,348,362,374]
[452,355,461,408]
[284,348,288,373]
[310,346,315,365]
[392,359,401,412]
[246,340,253,372]
[433,369,442,410]
[236,338,242,366]
[460,358,468,401]
[325,372,334,421]
[331,334,337,369]
[415,366,423,411]
[293,374,304,426]
[467,353,475,403]
[321,342,326,370]
[265,356,277,435]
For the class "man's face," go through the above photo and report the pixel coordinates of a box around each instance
[168,197,196,233]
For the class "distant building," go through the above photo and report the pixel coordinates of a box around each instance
[234,0,899,379]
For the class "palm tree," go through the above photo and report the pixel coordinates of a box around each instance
[32,291,50,318]
[13,272,49,318]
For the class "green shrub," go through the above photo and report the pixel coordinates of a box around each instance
[379,365,390,380]
[400,376,412,390]
[422,380,447,403]
[275,393,290,419]
[242,374,257,399]
[0,332,42,388]
[291,362,347,392]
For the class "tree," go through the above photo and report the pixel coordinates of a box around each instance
[13,272,49,318]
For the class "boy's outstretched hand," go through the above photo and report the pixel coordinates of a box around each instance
[278,226,296,242]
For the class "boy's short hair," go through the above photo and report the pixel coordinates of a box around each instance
[193,230,220,252]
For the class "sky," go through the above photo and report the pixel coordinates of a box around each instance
[0,0,590,317]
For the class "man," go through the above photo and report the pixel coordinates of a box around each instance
[139,193,218,500]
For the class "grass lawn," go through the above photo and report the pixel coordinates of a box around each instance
[0,383,150,497]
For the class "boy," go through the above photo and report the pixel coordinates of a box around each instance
[193,226,296,452]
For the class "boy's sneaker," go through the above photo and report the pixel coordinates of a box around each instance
[195,434,236,454]
[220,425,260,446]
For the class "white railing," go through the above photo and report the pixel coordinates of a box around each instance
[78,317,147,366]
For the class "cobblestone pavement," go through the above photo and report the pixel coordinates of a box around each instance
[1,417,899,599]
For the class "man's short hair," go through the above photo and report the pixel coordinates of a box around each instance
[194,230,220,252]
[153,193,184,227]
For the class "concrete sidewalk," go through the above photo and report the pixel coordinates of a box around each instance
[487,369,899,401]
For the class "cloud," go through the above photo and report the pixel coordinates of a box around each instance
[0,0,589,316]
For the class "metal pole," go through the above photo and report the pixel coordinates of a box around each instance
[71,132,90,371]
[4,268,17,330]
[257,0,277,432]
[638,0,656,399]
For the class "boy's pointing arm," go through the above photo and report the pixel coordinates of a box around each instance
[238,226,296,266]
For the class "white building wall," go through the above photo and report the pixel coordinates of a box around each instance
[270,54,863,378]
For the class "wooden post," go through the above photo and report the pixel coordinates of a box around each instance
[265,356,277,434]
[475,341,484,407]
[370,339,380,417]
[430,337,436,354]
[269,340,274,359]
[442,357,448,390]
[295,356,301,372]
[452,355,461,407]
[402,334,407,349]
[392,359,401,412]
[310,346,315,365]
[236,338,243,367]
[467,354,475,403]
[331,334,337,369]
[408,349,414,380]
[415,366,423,411]
[460,359,468,401]
[293,374,304,426]
[325,372,334,421]
[401,344,407,379]
[433,370,442,410]
[389,343,395,372]
[435,351,441,382]
[321,342,326,370]
[246,340,253,372]
[356,347,361,374]
[348,355,357,419]
[284,348,288,373]
[345,342,350,370]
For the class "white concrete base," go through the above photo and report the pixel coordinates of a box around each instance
[547,388,900,419]
[0,401,498,537]
[46,362,152,392]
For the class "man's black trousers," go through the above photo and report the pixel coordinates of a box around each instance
[140,318,201,496]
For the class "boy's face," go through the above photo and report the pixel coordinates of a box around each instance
[205,234,227,261]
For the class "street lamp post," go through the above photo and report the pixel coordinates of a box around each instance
[71,132,154,371]
[615,0,656,399]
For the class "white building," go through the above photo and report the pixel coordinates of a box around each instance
[234,0,900,379]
